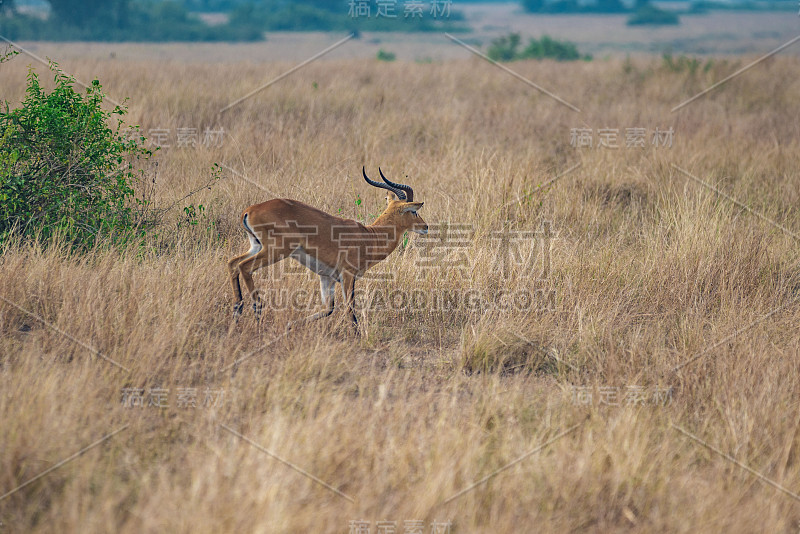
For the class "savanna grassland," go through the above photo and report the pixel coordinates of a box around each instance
[2,46,800,533]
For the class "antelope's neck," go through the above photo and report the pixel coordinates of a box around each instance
[365,216,404,260]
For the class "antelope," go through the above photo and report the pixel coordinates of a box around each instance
[227,167,428,332]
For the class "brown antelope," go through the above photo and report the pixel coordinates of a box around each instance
[227,167,428,332]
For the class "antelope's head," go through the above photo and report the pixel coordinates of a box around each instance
[363,167,428,235]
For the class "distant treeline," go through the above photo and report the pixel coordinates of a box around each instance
[519,0,681,25]
[521,0,793,13]
[520,0,792,26]
[180,0,508,9]
[0,0,467,41]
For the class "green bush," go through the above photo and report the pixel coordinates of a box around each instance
[487,33,522,62]
[0,62,152,248]
[661,53,707,74]
[627,3,680,25]
[487,33,591,62]
[522,35,584,60]
[376,49,397,62]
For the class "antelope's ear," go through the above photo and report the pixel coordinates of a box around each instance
[386,191,398,203]
[401,202,424,213]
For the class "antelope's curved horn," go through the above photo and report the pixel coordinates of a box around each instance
[379,167,414,202]
[363,166,405,200]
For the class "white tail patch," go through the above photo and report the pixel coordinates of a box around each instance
[242,213,262,257]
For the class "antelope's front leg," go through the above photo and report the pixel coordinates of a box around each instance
[307,275,336,321]
[341,272,359,334]
[286,275,336,332]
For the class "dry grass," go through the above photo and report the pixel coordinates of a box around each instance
[2,50,800,533]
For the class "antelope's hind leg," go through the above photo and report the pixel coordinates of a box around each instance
[229,225,265,319]
[228,251,255,319]
[237,249,283,322]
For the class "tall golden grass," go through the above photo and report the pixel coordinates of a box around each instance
[1,52,800,532]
